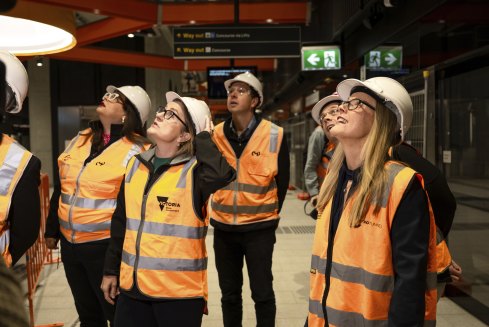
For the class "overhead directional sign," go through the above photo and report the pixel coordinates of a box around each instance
[301,45,341,71]
[173,26,301,59]
[364,46,402,70]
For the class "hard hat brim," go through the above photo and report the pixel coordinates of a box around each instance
[311,94,342,125]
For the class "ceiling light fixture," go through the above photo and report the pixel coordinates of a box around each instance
[266,18,273,23]
[128,33,135,38]
[1,1,77,56]
[36,56,43,67]
[189,20,196,24]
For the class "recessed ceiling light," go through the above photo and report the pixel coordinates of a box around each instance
[266,18,273,23]
[189,20,196,24]
[128,33,135,38]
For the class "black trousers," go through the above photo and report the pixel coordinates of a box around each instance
[60,236,115,327]
[213,227,277,327]
[114,293,205,327]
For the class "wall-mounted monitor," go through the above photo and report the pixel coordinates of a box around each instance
[301,45,341,71]
[207,66,257,100]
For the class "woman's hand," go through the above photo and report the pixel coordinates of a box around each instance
[202,115,214,135]
[101,275,120,305]
[449,260,463,282]
[45,238,59,250]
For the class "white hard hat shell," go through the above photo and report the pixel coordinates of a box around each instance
[311,92,342,125]
[0,51,28,113]
[107,85,151,124]
[224,72,263,107]
[165,91,211,134]
[336,77,413,140]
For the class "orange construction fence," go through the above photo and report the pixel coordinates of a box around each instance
[25,173,63,327]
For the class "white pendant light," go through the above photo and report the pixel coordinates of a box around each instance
[0,1,77,56]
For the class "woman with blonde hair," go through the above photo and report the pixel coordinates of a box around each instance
[102,92,235,327]
[307,77,438,326]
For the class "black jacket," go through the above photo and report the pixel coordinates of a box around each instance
[1,134,41,266]
[103,132,235,300]
[391,143,456,238]
[210,115,290,232]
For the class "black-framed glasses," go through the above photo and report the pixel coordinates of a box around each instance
[102,92,121,103]
[340,99,376,111]
[156,106,189,131]
[227,86,251,97]
[319,108,342,123]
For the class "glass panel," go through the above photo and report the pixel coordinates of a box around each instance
[441,64,489,319]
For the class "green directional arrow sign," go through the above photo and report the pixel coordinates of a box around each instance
[364,46,402,70]
[302,46,341,71]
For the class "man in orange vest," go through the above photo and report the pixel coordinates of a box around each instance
[211,72,290,327]
[0,51,41,267]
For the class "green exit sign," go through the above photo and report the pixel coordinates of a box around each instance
[364,46,403,70]
[301,45,341,71]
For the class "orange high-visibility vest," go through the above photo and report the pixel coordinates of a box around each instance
[211,120,283,225]
[0,135,33,267]
[308,162,438,327]
[120,156,208,300]
[436,227,452,274]
[58,129,147,243]
[316,142,336,187]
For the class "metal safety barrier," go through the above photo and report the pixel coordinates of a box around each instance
[25,173,63,327]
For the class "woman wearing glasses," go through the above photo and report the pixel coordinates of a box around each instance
[307,77,438,326]
[101,92,235,327]
[45,85,152,326]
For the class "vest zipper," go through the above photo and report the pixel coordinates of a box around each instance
[321,205,335,325]
[133,167,165,290]
[233,158,240,224]
[68,165,87,243]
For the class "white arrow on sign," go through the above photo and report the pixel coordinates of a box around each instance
[307,53,320,66]
[385,53,397,65]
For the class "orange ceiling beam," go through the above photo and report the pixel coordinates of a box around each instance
[49,47,276,72]
[25,0,307,24]
[77,17,152,47]
[51,47,184,70]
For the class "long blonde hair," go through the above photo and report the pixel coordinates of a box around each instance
[316,102,400,227]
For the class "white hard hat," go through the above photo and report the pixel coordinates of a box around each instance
[166,91,211,134]
[311,92,342,125]
[107,85,151,124]
[336,77,413,140]
[224,71,263,107]
[0,51,28,114]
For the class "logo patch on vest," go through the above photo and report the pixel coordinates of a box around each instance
[62,154,71,161]
[362,220,382,229]
[251,151,261,156]
[157,196,181,212]
[95,161,106,166]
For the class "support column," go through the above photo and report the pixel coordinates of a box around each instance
[27,58,54,183]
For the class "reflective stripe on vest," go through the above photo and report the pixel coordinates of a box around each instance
[58,129,147,243]
[120,156,209,300]
[0,135,32,267]
[308,162,438,326]
[211,120,283,225]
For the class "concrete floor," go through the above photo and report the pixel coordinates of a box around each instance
[26,190,487,327]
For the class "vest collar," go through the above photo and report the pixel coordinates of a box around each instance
[137,146,192,168]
